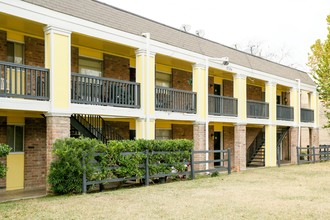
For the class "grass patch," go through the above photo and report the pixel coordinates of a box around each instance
[1,162,330,219]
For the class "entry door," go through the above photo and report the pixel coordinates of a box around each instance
[214,84,221,96]
[6,125,24,191]
[214,132,221,166]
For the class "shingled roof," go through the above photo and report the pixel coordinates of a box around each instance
[22,0,315,86]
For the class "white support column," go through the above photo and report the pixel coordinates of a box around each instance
[44,26,71,114]
[135,49,156,140]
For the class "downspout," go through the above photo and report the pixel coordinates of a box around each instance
[205,57,209,171]
[142,33,150,139]
[296,79,301,148]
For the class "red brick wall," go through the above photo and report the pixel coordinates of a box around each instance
[289,127,298,164]
[103,54,130,80]
[247,84,263,101]
[172,124,193,140]
[208,76,214,94]
[24,36,44,67]
[234,124,246,171]
[223,126,234,168]
[0,117,7,190]
[24,118,47,189]
[0,30,7,61]
[46,116,70,192]
[71,46,79,73]
[172,69,192,91]
[193,123,206,171]
[108,121,130,140]
[223,80,233,97]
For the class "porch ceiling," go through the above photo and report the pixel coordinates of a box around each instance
[0,12,44,38]
[71,33,136,58]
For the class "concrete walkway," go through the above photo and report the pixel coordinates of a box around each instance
[0,188,46,203]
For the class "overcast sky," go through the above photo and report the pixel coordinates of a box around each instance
[99,0,330,72]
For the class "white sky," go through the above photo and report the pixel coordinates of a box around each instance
[99,0,330,71]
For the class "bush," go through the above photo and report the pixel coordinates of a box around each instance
[48,138,105,194]
[0,143,11,179]
[48,138,193,194]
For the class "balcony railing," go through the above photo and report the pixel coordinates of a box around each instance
[301,108,314,123]
[155,86,196,113]
[277,104,294,121]
[247,100,269,119]
[208,95,238,116]
[0,61,49,100]
[71,73,140,108]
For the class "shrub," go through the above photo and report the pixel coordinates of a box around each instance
[0,143,11,179]
[48,138,194,194]
[48,137,105,194]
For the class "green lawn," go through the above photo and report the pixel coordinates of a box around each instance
[1,162,330,219]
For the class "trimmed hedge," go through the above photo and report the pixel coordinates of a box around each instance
[0,143,11,178]
[48,138,193,194]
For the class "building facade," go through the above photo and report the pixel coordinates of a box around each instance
[0,0,319,191]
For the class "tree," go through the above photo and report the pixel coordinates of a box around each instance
[233,40,296,68]
[308,15,330,127]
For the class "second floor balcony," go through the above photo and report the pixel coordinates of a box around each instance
[247,100,269,119]
[0,61,49,100]
[208,95,238,117]
[301,108,314,123]
[155,86,197,113]
[277,104,294,121]
[71,73,140,108]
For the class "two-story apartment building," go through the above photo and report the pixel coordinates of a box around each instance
[0,0,319,192]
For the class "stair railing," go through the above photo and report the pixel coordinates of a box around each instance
[246,131,265,165]
[72,114,123,143]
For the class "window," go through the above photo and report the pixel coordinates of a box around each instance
[156,72,171,87]
[7,42,24,64]
[79,57,103,77]
[7,125,24,152]
[156,129,172,140]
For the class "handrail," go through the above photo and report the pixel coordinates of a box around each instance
[71,73,140,108]
[155,86,197,113]
[0,61,49,100]
[247,100,269,119]
[208,94,238,116]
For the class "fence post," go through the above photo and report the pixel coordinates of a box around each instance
[145,150,149,186]
[277,145,280,167]
[227,148,231,175]
[312,146,316,163]
[190,150,195,180]
[296,147,300,165]
[82,155,87,194]
[327,146,329,161]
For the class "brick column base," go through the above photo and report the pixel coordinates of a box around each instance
[193,122,206,171]
[234,124,246,171]
[290,127,298,164]
[46,115,70,193]
[310,128,320,159]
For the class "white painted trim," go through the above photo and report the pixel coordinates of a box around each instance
[0,98,50,112]
[155,111,197,121]
[44,112,71,117]
[208,115,239,124]
[70,103,143,118]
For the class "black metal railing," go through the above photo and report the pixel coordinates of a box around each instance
[297,145,330,164]
[71,73,140,108]
[82,149,231,193]
[208,95,238,116]
[277,105,294,121]
[246,131,265,166]
[71,114,123,144]
[155,86,197,113]
[247,100,269,119]
[0,61,49,100]
[301,108,314,123]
